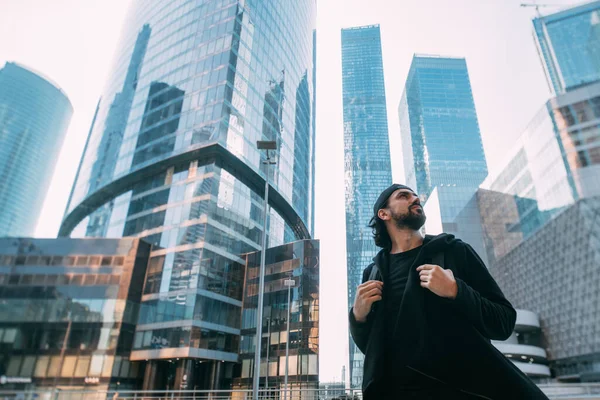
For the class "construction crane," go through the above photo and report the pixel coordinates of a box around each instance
[520,3,565,17]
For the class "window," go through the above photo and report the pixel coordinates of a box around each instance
[75,356,90,377]
[279,330,287,344]
[76,256,89,266]
[308,354,318,375]
[46,275,58,285]
[83,275,96,285]
[26,256,40,265]
[51,256,64,266]
[573,101,590,123]
[61,356,77,377]
[119,359,130,378]
[34,356,50,377]
[3,328,17,343]
[112,357,122,377]
[96,274,110,285]
[89,256,101,266]
[242,359,251,378]
[20,356,36,376]
[101,356,114,377]
[133,332,143,349]
[47,357,62,377]
[143,331,152,347]
[270,331,279,345]
[89,355,104,376]
[300,354,309,375]
[129,362,140,378]
[0,256,13,265]
[278,355,297,376]
[71,274,84,285]
[259,361,267,377]
[268,361,277,377]
[7,356,22,376]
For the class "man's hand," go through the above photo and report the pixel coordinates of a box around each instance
[352,280,383,323]
[417,264,458,299]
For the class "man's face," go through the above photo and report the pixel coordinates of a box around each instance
[382,189,426,231]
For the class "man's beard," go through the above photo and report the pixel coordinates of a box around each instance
[391,206,426,231]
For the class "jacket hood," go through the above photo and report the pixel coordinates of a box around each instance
[372,232,459,267]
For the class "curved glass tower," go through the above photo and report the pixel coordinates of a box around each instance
[0,62,73,237]
[60,0,315,390]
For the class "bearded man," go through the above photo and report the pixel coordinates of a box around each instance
[349,184,548,399]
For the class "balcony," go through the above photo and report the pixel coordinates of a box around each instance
[493,343,548,361]
[515,309,541,331]
[510,360,552,377]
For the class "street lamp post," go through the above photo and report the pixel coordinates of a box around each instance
[53,310,72,388]
[265,317,270,390]
[283,278,295,400]
[253,140,278,400]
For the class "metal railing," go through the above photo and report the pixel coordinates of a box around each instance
[0,389,361,400]
[540,383,600,398]
[2,385,600,400]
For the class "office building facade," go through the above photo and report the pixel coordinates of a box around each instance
[486,197,600,382]
[533,1,600,95]
[399,55,488,228]
[0,238,151,391]
[447,80,600,381]
[60,0,316,390]
[341,24,392,388]
[0,62,73,237]
[234,240,319,392]
[481,80,600,258]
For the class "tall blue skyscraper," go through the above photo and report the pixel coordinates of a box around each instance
[60,0,316,390]
[533,0,600,95]
[399,55,488,228]
[0,62,73,237]
[341,24,392,388]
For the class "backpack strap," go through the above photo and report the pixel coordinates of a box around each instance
[368,264,380,281]
[433,251,445,269]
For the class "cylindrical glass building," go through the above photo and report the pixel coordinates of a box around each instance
[60,0,315,390]
[0,62,73,237]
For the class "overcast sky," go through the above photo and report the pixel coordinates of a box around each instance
[0,0,581,383]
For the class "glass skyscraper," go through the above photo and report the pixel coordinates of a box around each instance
[533,0,600,95]
[341,24,392,388]
[399,55,488,228]
[481,79,600,259]
[0,62,73,237]
[60,0,315,390]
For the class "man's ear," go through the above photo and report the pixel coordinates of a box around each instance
[377,209,389,221]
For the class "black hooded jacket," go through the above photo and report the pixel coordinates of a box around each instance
[349,233,549,399]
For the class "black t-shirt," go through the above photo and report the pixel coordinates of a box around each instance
[384,246,422,341]
[383,246,437,389]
